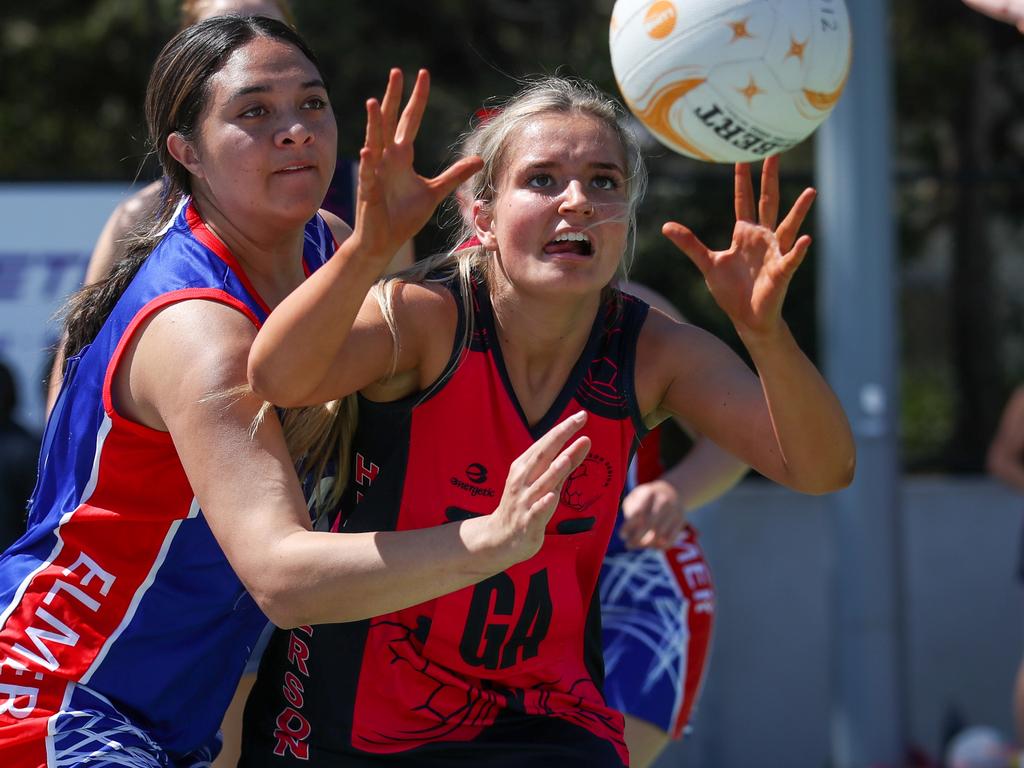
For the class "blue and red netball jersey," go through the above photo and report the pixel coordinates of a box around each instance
[0,200,334,766]
[242,277,650,767]
[601,427,716,739]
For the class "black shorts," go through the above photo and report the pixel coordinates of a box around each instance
[239,709,627,767]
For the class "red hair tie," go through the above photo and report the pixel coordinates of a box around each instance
[473,107,501,125]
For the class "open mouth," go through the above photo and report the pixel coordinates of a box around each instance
[544,231,593,257]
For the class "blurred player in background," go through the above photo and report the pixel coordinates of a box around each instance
[602,284,748,768]
[968,0,1024,753]
[988,386,1024,744]
[962,0,1024,31]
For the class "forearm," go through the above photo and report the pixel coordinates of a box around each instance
[659,437,748,512]
[252,517,511,627]
[988,453,1024,493]
[248,235,389,406]
[740,322,855,493]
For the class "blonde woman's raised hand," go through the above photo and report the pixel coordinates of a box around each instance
[662,156,815,339]
[354,69,483,264]
[478,412,592,571]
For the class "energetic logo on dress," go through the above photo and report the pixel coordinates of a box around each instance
[449,462,496,498]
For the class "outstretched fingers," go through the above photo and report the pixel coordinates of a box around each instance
[378,68,403,145]
[758,155,780,229]
[395,69,429,146]
[776,187,817,253]
[428,155,484,199]
[734,163,756,222]
[358,99,384,201]
[662,222,713,276]
[528,435,592,505]
[781,234,813,278]
[363,98,383,160]
[512,412,588,487]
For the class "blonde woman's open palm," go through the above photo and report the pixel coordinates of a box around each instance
[662,156,815,337]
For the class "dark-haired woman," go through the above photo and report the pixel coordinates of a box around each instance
[0,18,588,767]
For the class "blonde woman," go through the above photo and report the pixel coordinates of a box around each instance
[241,76,854,766]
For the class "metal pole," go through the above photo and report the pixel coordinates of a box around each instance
[815,0,906,765]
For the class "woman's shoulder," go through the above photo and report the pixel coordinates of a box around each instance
[116,180,164,225]
[618,280,685,323]
[387,276,459,323]
[317,208,352,246]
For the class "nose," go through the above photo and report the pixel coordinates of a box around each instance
[559,180,594,217]
[276,117,314,147]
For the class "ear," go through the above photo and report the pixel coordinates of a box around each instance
[472,200,498,251]
[166,132,205,180]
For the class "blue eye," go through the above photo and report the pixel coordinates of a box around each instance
[592,175,620,191]
[527,173,553,189]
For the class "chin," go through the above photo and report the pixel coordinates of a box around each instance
[270,197,323,225]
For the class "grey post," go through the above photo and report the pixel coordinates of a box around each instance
[815,0,906,765]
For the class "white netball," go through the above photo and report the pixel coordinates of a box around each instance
[609,0,852,163]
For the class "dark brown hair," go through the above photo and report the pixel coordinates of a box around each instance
[61,15,326,358]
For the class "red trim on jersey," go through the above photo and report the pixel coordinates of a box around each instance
[185,202,273,315]
[634,428,664,485]
[101,288,262,423]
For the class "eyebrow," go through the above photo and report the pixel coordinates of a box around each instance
[227,79,326,101]
[521,159,626,174]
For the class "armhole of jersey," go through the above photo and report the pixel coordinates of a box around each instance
[326,213,339,251]
[302,213,337,277]
[101,288,262,436]
[418,276,468,402]
[621,294,651,442]
[356,275,468,413]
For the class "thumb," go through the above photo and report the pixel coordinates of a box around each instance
[662,222,713,275]
[429,156,484,199]
[780,234,812,279]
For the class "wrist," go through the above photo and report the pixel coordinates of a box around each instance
[735,318,791,351]
[337,230,401,277]
[458,515,526,578]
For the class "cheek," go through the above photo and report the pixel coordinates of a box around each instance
[319,113,339,146]
[496,193,548,234]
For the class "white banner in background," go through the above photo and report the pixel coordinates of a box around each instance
[0,184,133,430]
